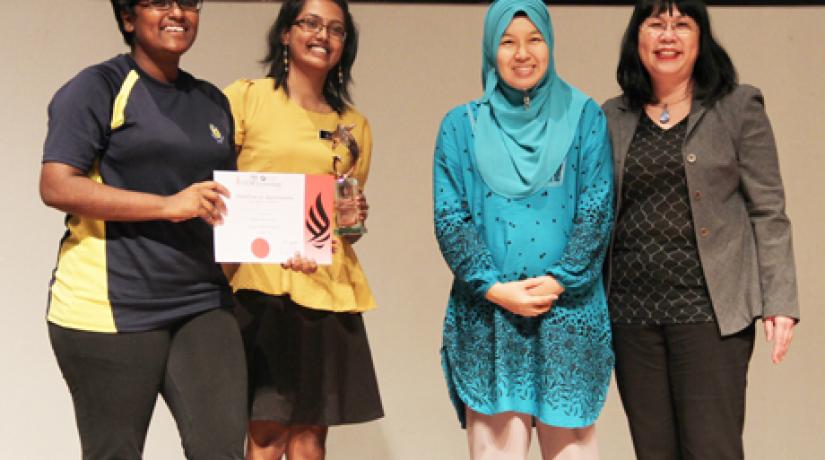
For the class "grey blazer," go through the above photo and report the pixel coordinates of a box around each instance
[602,84,799,336]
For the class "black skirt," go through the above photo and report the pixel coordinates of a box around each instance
[234,290,384,426]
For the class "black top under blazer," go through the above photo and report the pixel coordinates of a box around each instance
[602,84,800,336]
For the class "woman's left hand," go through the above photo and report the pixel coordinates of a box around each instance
[763,315,796,364]
[340,192,368,245]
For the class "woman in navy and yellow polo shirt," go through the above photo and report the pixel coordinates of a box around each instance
[40,1,245,458]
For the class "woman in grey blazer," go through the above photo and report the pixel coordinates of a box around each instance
[601,1,799,459]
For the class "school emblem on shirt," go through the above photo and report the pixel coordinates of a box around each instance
[209,123,224,144]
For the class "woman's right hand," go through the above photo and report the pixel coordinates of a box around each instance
[484,279,558,317]
[280,235,343,274]
[163,181,229,225]
[525,275,565,297]
[281,252,319,274]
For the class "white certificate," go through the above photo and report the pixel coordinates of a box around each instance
[213,171,334,264]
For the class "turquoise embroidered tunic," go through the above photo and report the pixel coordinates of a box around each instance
[433,99,614,428]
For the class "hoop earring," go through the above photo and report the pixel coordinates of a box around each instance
[282,47,289,75]
[338,66,344,86]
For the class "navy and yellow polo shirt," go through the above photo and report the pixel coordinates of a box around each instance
[43,54,235,333]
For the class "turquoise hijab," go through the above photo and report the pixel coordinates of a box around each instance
[474,0,589,198]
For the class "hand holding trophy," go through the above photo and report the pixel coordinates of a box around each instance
[326,124,367,236]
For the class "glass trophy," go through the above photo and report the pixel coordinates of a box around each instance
[324,124,366,236]
[334,175,365,235]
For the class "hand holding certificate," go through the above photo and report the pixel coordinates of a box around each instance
[213,171,334,264]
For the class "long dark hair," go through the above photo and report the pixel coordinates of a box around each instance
[616,0,737,110]
[262,0,359,114]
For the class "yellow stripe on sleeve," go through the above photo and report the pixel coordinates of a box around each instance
[110,70,139,130]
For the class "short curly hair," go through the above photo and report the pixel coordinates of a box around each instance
[110,0,138,46]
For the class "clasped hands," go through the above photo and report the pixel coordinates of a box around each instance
[485,275,564,317]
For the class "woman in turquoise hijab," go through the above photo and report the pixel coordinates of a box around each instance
[433,1,614,458]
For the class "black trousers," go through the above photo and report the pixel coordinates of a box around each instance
[49,308,247,460]
[612,322,755,460]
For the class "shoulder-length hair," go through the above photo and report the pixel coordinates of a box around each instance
[616,0,737,110]
[262,0,359,114]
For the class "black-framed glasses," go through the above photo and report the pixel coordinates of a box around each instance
[293,15,347,41]
[136,0,203,12]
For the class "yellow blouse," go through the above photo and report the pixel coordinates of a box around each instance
[224,79,375,313]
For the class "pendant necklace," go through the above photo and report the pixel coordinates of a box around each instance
[656,92,691,124]
[659,105,670,124]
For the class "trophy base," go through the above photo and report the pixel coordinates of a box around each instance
[335,226,367,236]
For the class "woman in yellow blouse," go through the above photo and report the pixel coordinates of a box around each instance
[224,1,382,459]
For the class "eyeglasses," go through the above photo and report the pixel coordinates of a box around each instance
[136,0,203,12]
[640,17,697,37]
[293,15,347,41]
